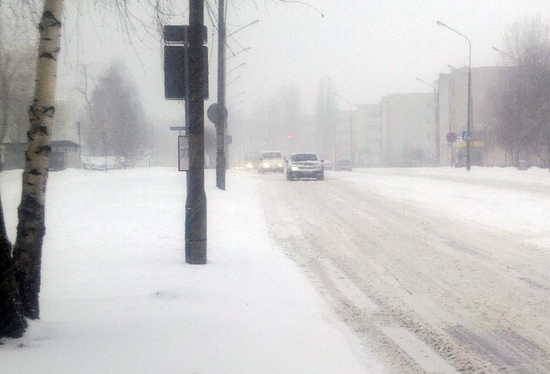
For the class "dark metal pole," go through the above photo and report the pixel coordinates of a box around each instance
[186,0,207,264]
[77,121,81,169]
[435,84,440,166]
[216,0,227,190]
[466,40,472,171]
[349,104,353,166]
[436,21,472,171]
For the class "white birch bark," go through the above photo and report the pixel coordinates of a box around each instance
[13,0,64,319]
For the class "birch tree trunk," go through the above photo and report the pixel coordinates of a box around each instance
[0,190,27,338]
[12,0,64,320]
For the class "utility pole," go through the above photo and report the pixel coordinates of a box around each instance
[186,0,207,264]
[77,121,81,169]
[216,0,227,190]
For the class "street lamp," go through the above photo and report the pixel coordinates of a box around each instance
[416,77,440,166]
[492,46,516,62]
[437,20,472,171]
[333,93,354,166]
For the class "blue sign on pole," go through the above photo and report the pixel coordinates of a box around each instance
[462,131,472,141]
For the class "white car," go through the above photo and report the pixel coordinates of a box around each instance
[286,153,324,181]
[258,151,285,173]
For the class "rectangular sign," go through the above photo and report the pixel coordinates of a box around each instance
[163,25,208,44]
[164,46,186,100]
[163,46,209,100]
[452,141,485,149]
[178,136,189,171]
[170,126,187,131]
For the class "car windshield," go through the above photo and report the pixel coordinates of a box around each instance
[261,152,282,159]
[291,154,318,162]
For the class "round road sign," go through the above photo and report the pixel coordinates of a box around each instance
[207,103,228,124]
[446,132,457,143]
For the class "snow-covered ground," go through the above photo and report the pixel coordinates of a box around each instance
[257,166,550,373]
[1,165,549,373]
[339,166,550,239]
[0,168,382,374]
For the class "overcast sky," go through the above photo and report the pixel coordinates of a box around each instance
[56,0,550,123]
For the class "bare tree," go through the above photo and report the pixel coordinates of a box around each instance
[88,60,150,166]
[490,18,550,169]
[74,64,98,154]
[0,8,37,144]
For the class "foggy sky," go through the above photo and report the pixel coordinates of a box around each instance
[56,0,550,124]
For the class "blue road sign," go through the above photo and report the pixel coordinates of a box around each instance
[462,131,472,141]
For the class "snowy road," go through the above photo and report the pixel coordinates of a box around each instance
[255,168,550,374]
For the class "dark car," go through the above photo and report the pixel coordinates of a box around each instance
[334,159,352,171]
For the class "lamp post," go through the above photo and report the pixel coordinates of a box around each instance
[492,46,516,62]
[437,21,472,171]
[416,77,440,166]
[216,0,227,189]
[217,0,257,189]
[333,93,353,166]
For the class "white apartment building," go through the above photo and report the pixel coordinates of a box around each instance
[355,104,382,167]
[437,66,508,166]
[380,93,436,166]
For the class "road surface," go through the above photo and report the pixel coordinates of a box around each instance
[254,169,550,374]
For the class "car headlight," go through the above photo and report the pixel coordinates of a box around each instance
[278,163,283,167]
[263,162,270,168]
[291,166,298,171]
